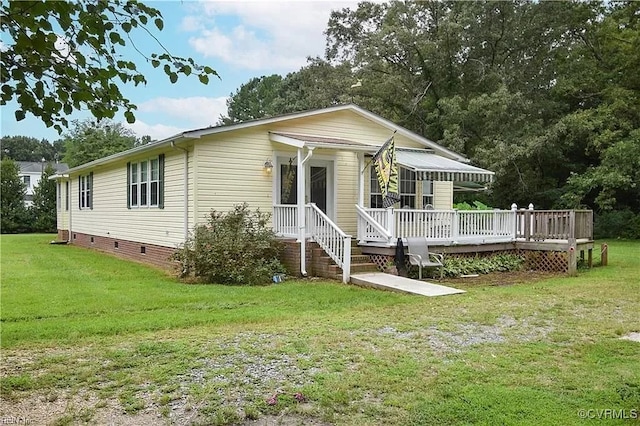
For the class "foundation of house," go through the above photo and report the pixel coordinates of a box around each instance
[68,232,178,270]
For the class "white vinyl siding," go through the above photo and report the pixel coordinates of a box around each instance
[70,149,189,247]
[194,129,274,225]
[433,181,454,210]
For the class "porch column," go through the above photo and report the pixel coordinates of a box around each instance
[297,147,314,276]
[297,147,306,275]
[357,152,365,207]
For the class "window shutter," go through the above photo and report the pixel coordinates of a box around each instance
[126,162,131,209]
[158,154,165,209]
[89,172,94,209]
[78,176,81,209]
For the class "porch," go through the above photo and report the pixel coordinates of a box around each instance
[273,204,595,282]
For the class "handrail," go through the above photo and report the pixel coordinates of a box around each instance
[308,203,352,283]
[355,204,393,244]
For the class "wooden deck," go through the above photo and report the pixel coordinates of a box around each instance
[354,208,595,275]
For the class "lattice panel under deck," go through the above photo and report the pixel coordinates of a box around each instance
[520,250,568,272]
[369,254,393,272]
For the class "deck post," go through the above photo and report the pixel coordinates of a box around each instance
[451,210,459,242]
[387,208,396,240]
[342,236,351,283]
[567,237,577,276]
[524,210,532,241]
[601,243,608,266]
[569,210,576,241]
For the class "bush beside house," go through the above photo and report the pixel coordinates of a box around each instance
[174,203,286,285]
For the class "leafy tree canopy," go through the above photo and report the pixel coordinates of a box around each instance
[0,158,30,233]
[31,163,57,233]
[62,119,142,167]
[1,0,219,133]
[219,58,356,124]
[0,135,60,162]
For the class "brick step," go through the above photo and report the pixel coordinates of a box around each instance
[328,262,379,276]
[312,246,364,257]
[314,254,372,266]
[350,254,371,264]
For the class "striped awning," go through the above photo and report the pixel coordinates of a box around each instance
[396,149,495,183]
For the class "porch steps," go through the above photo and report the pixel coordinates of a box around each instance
[310,245,379,281]
[350,273,466,297]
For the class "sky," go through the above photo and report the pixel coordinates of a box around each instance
[1,0,360,142]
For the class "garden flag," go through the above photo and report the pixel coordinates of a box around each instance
[372,134,400,208]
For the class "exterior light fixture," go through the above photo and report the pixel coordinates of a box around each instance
[264,159,273,174]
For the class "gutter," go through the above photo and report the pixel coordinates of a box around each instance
[171,141,190,242]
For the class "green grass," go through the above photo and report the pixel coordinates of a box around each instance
[1,235,639,425]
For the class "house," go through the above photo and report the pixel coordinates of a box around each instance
[18,161,69,206]
[51,104,500,276]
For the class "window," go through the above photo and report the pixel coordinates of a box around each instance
[280,163,297,204]
[128,155,164,209]
[370,165,417,208]
[422,180,433,208]
[399,168,416,208]
[22,175,31,186]
[78,173,93,209]
[370,166,383,208]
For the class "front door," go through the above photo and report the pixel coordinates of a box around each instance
[310,166,327,213]
[306,159,334,218]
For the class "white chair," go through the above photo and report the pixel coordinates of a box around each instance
[406,237,444,280]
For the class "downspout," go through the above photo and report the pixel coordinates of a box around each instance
[67,177,72,243]
[171,141,189,241]
[297,146,314,276]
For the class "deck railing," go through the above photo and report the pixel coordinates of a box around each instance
[272,204,314,238]
[307,203,352,283]
[358,207,518,244]
[515,210,593,241]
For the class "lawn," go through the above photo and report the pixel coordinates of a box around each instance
[1,235,639,425]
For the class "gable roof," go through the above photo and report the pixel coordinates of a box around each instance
[63,104,468,174]
[18,161,69,174]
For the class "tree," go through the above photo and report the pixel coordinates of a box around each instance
[62,119,138,167]
[30,164,58,233]
[1,0,218,132]
[220,75,284,125]
[1,135,59,162]
[1,158,30,233]
[219,59,356,124]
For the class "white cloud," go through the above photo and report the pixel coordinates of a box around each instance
[138,96,228,126]
[126,120,186,141]
[183,1,358,71]
[126,96,229,140]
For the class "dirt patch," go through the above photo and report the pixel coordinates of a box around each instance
[440,270,560,288]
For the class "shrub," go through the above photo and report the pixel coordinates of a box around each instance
[594,209,640,239]
[173,203,286,285]
[453,200,492,210]
[440,253,524,278]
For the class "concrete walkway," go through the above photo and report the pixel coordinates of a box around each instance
[350,273,465,297]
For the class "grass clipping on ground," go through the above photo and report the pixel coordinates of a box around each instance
[1,235,639,425]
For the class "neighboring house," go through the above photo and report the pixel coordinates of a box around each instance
[18,161,69,206]
[51,104,494,274]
